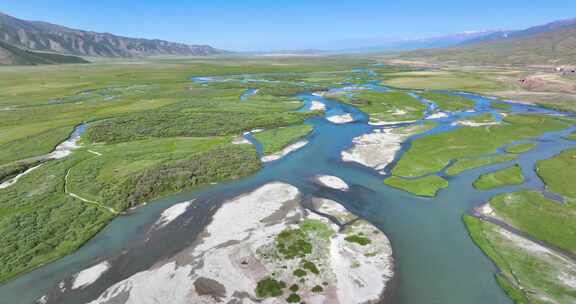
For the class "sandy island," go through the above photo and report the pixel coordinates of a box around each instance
[315,175,350,191]
[309,101,326,111]
[342,125,429,173]
[72,261,111,290]
[154,200,193,228]
[327,113,355,124]
[83,182,394,304]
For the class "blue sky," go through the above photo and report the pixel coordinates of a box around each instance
[2,0,576,51]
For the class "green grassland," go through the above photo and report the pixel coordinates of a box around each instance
[0,56,381,283]
[380,69,512,93]
[464,215,576,304]
[333,91,426,124]
[0,57,370,167]
[536,148,576,199]
[473,165,524,190]
[505,143,537,154]
[417,92,476,112]
[446,154,518,176]
[490,191,576,253]
[358,91,426,123]
[252,124,314,155]
[392,114,573,177]
[465,147,576,302]
[378,65,576,114]
[383,175,449,197]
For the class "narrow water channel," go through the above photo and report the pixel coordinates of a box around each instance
[1,71,575,304]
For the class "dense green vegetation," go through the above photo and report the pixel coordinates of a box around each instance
[0,57,369,168]
[86,96,314,144]
[505,143,537,154]
[536,148,576,199]
[446,154,517,176]
[393,114,572,177]
[0,126,74,165]
[255,277,287,298]
[334,91,426,123]
[276,228,313,259]
[384,175,448,197]
[0,161,41,183]
[0,140,260,283]
[69,141,260,211]
[252,124,313,155]
[473,165,524,190]
[0,154,113,283]
[286,293,301,303]
[418,92,476,112]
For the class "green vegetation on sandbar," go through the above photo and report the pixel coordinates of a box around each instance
[256,277,286,298]
[536,148,576,199]
[276,228,313,259]
[418,92,476,112]
[490,190,576,253]
[505,143,537,154]
[252,124,313,155]
[299,219,333,240]
[568,132,576,141]
[286,293,301,303]
[446,154,517,176]
[334,91,426,123]
[384,175,448,197]
[344,234,372,246]
[464,215,576,304]
[473,165,524,190]
[393,114,572,177]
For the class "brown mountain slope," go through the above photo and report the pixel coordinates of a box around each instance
[400,18,576,65]
[0,11,224,58]
[0,40,88,65]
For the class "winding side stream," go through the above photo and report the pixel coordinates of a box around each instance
[1,71,575,304]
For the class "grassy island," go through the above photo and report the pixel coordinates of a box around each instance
[473,165,524,190]
[252,124,313,155]
[384,175,448,197]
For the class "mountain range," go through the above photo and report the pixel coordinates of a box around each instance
[0,11,223,65]
[1,10,575,66]
[400,18,576,65]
